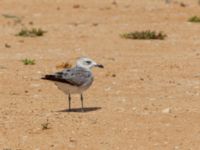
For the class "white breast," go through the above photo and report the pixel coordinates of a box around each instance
[54,77,93,94]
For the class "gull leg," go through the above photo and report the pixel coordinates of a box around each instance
[68,94,71,111]
[80,93,84,112]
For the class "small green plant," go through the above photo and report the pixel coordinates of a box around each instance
[2,14,20,19]
[2,14,22,25]
[188,16,200,23]
[22,59,35,65]
[41,119,50,130]
[17,28,46,37]
[121,30,167,40]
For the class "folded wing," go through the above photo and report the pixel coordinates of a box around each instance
[42,67,92,87]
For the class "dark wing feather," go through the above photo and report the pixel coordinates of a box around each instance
[42,67,92,86]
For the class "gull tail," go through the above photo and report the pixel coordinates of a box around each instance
[41,74,67,83]
[41,74,56,80]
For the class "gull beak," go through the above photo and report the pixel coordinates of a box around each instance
[95,64,104,68]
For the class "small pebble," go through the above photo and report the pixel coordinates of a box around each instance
[73,4,80,8]
[162,108,171,114]
[5,43,11,48]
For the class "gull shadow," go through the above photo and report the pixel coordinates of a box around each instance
[57,107,101,113]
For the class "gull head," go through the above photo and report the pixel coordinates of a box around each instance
[76,57,104,70]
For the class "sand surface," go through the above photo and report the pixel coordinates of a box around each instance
[0,0,200,149]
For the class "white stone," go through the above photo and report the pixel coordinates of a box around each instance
[162,108,171,114]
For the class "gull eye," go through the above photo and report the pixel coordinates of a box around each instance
[85,60,91,64]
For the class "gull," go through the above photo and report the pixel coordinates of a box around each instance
[42,57,104,112]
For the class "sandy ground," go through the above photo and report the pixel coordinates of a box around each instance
[0,0,200,149]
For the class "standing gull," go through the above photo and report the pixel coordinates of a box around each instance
[42,57,104,112]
